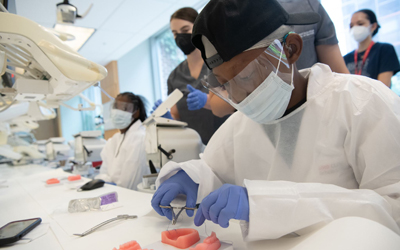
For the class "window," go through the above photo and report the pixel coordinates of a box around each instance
[321,0,400,94]
[152,29,185,99]
[151,3,207,100]
[80,86,103,132]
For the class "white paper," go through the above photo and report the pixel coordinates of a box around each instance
[100,202,123,211]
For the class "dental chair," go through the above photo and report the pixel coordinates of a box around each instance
[0,11,107,109]
[0,10,107,163]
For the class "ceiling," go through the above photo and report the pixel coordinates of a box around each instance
[13,0,207,66]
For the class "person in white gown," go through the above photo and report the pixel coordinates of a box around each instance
[96,92,150,190]
[151,0,400,241]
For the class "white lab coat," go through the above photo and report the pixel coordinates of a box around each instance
[96,120,150,190]
[156,64,400,241]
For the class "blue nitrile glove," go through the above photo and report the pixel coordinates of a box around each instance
[151,170,198,220]
[194,184,249,228]
[151,99,173,119]
[187,85,207,110]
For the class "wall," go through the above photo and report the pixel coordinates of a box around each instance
[117,39,156,115]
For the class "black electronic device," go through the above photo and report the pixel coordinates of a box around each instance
[0,218,42,246]
[77,179,105,191]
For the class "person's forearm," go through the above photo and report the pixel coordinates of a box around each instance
[209,92,235,117]
[377,71,393,88]
[316,44,350,74]
[203,94,211,110]
[171,104,180,120]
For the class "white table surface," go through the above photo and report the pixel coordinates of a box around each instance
[1,164,399,250]
[137,182,156,194]
[0,164,247,250]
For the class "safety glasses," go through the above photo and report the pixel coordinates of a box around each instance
[111,100,138,113]
[201,39,290,104]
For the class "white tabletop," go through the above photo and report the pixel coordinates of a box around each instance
[0,164,246,250]
[137,182,156,194]
[1,164,399,250]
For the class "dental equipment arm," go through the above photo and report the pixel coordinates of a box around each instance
[0,11,107,107]
[143,89,203,171]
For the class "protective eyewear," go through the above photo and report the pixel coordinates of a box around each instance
[201,39,291,105]
[111,100,138,113]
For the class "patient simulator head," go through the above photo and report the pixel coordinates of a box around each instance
[111,92,147,131]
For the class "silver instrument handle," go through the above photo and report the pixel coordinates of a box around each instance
[73,214,137,237]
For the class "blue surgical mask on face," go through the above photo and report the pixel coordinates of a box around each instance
[229,50,294,124]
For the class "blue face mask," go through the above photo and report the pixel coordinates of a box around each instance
[230,65,294,124]
[202,39,294,124]
[111,109,134,129]
[228,38,294,124]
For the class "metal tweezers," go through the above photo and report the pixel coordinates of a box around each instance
[73,214,137,237]
[159,204,199,225]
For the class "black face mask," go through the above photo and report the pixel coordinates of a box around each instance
[175,33,196,55]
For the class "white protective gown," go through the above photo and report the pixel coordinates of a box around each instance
[96,120,150,190]
[156,63,400,241]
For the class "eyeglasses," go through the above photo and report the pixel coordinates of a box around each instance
[201,39,290,105]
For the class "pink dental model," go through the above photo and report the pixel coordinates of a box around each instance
[190,232,221,250]
[161,228,201,249]
[46,178,60,185]
[68,175,81,181]
[112,240,152,250]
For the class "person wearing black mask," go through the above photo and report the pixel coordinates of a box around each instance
[152,7,229,145]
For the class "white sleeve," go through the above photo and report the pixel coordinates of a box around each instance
[95,138,113,183]
[242,180,399,241]
[117,132,150,190]
[156,159,223,203]
[156,114,237,202]
[241,81,400,241]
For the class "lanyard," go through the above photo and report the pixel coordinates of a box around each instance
[354,41,374,75]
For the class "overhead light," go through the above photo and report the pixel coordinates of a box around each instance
[54,24,95,51]
[56,0,93,25]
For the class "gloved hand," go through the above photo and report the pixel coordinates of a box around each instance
[187,85,208,110]
[151,170,198,220]
[194,184,249,228]
[151,99,173,119]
